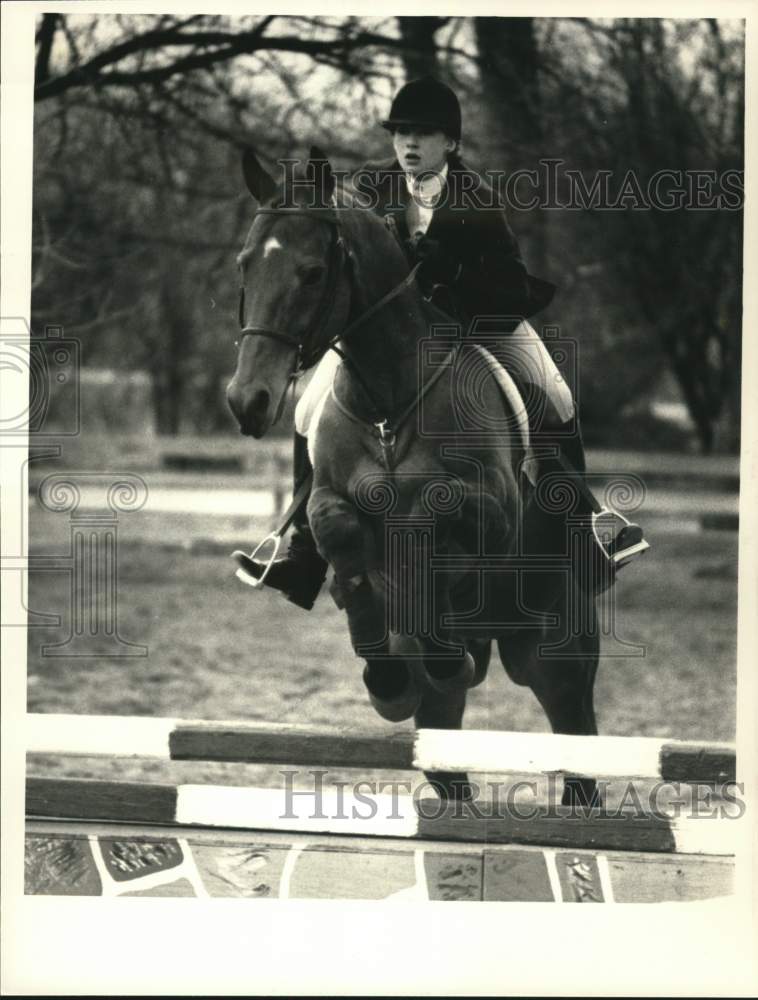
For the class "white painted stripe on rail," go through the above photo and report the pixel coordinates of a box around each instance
[175,785,420,839]
[671,816,738,857]
[138,486,275,517]
[414,729,665,778]
[413,729,734,779]
[26,714,175,758]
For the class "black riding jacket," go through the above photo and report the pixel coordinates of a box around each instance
[353,155,556,326]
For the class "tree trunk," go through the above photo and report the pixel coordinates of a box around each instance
[474,17,542,147]
[473,17,547,274]
[397,17,443,79]
[148,272,190,435]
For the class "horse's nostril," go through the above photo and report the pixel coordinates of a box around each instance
[227,381,269,417]
[251,388,270,417]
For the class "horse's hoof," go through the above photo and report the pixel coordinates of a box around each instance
[423,651,476,694]
[363,662,422,723]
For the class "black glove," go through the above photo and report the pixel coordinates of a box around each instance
[408,234,461,288]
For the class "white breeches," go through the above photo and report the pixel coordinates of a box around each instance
[488,320,575,425]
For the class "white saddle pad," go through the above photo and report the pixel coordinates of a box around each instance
[295,348,341,438]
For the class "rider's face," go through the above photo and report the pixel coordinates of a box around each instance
[392,126,455,176]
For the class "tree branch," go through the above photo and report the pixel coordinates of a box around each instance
[34,16,468,103]
[34,13,59,86]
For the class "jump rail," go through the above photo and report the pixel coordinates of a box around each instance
[25,713,740,861]
[26,713,736,783]
[25,714,739,901]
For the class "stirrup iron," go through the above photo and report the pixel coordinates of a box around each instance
[232,531,284,589]
[231,470,314,590]
[592,507,649,567]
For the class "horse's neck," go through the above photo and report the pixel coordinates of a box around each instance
[338,287,426,422]
[337,208,426,420]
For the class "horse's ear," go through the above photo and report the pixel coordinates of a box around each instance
[242,148,276,204]
[309,144,329,163]
[308,144,335,205]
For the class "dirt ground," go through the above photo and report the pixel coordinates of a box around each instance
[25,489,738,792]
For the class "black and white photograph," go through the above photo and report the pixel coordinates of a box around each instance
[2,2,757,995]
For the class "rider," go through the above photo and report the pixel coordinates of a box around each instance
[237,76,647,609]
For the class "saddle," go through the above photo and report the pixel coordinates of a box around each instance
[460,344,648,596]
[469,344,539,488]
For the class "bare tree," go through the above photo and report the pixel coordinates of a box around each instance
[31,13,743,449]
[467,16,743,452]
[577,18,744,452]
[473,17,548,273]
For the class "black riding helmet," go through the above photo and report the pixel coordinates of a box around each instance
[381,76,462,141]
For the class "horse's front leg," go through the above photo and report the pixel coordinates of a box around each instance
[402,487,505,696]
[309,485,423,722]
[497,588,602,809]
[307,485,366,597]
[307,485,379,647]
[414,685,476,802]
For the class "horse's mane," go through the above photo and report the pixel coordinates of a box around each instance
[248,175,398,259]
[252,176,375,219]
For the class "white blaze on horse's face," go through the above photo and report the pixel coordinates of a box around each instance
[263,236,283,258]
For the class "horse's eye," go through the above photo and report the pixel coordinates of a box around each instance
[302,265,325,286]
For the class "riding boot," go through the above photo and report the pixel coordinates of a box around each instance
[537,417,647,595]
[235,433,328,610]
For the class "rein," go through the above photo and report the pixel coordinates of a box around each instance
[329,345,457,470]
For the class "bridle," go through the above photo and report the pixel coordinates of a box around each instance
[236,207,348,374]
[236,205,422,390]
[235,201,457,474]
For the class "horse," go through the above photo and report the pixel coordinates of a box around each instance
[227,147,601,805]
